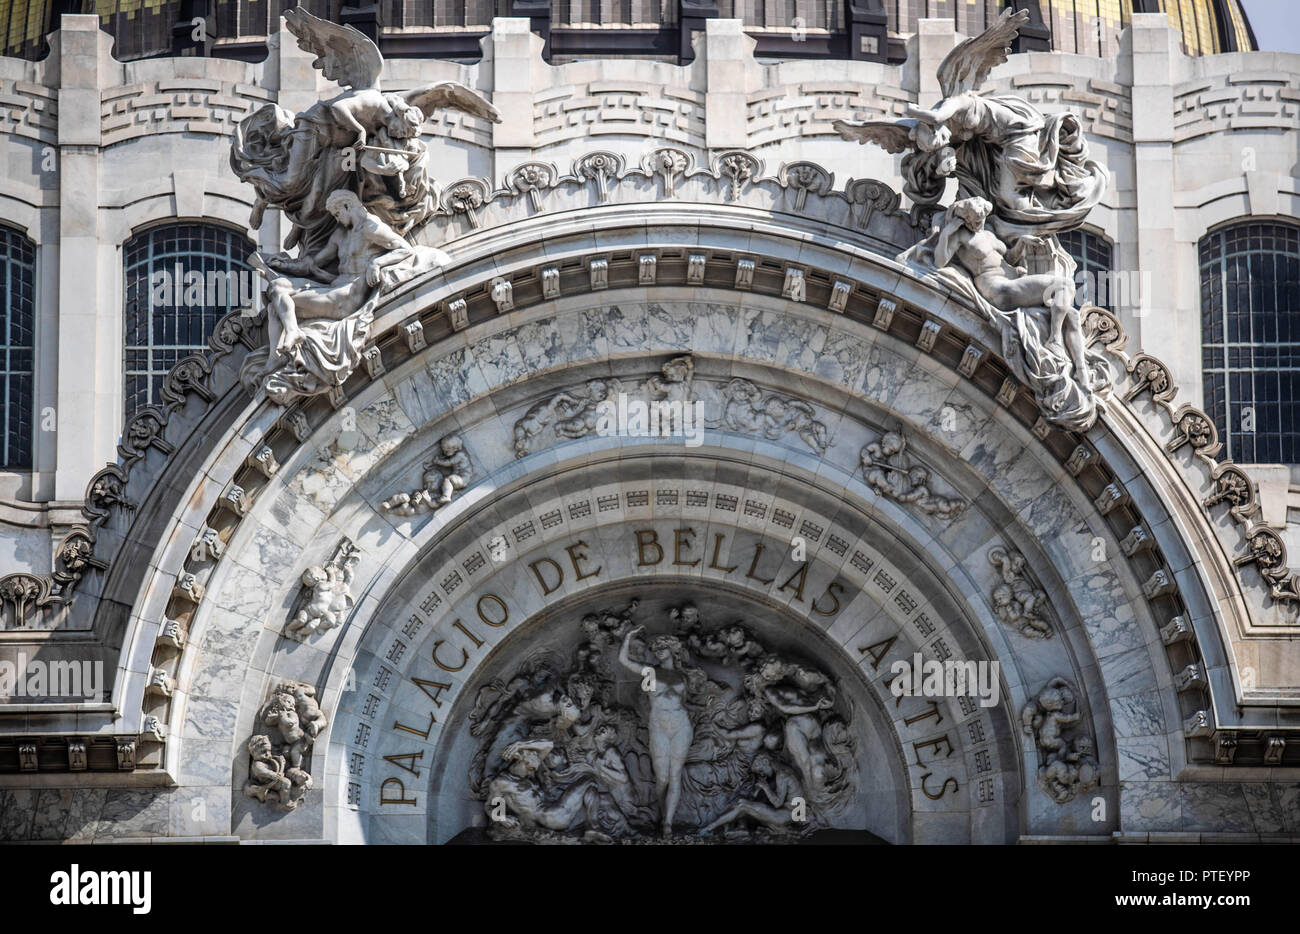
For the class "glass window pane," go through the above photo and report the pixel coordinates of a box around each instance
[1200,221,1300,465]
[123,223,254,422]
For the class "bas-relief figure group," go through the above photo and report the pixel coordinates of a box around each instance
[244,681,330,811]
[1021,678,1100,804]
[468,600,855,842]
[219,10,1111,823]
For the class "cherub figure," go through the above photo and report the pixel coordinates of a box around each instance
[380,435,473,517]
[1022,677,1081,765]
[646,355,695,405]
[286,546,359,640]
[761,396,830,454]
[244,735,298,810]
[513,379,619,457]
[261,691,313,773]
[989,547,1051,638]
[275,681,328,740]
[721,625,765,665]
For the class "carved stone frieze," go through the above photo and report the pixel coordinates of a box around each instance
[712,378,830,455]
[512,356,696,458]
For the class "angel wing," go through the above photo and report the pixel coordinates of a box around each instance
[403,81,503,124]
[936,7,1028,99]
[831,118,918,154]
[283,7,383,91]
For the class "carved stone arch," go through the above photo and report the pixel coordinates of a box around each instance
[81,204,1287,841]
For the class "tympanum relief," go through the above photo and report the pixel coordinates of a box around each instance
[468,600,855,842]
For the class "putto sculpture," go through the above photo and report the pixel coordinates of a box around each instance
[1021,677,1099,804]
[833,8,1111,430]
[380,435,473,517]
[467,600,855,842]
[244,681,330,812]
[230,9,501,405]
[286,539,360,641]
[860,430,966,521]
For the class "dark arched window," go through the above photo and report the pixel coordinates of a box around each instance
[1060,228,1115,311]
[0,225,35,469]
[124,223,254,420]
[1200,221,1300,464]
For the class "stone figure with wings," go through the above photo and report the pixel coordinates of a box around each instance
[833,8,1106,243]
[230,8,501,256]
[833,9,1112,431]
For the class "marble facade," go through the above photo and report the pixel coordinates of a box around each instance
[0,12,1298,844]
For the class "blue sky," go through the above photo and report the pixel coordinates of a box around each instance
[1240,0,1300,54]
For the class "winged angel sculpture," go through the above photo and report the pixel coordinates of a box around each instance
[230,9,501,405]
[832,9,1110,430]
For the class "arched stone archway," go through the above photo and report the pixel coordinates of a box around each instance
[86,211,1254,841]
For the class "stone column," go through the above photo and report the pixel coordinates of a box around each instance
[703,19,759,152]
[915,18,958,103]
[486,18,542,180]
[52,15,115,501]
[1126,15,1187,395]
